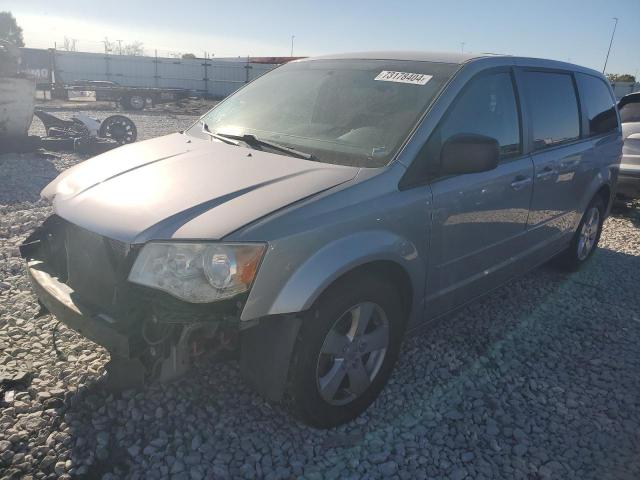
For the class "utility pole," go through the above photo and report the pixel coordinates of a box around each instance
[460,42,466,54]
[602,17,618,74]
[290,35,295,57]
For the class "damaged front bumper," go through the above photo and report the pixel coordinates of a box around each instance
[24,257,132,358]
[20,216,245,388]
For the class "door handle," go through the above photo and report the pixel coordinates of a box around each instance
[559,159,579,169]
[510,176,532,191]
[536,166,556,180]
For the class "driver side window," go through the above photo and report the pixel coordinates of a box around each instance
[422,71,522,178]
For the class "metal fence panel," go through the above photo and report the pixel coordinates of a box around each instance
[21,49,278,97]
[108,55,156,87]
[18,48,53,88]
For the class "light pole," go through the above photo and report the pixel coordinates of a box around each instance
[460,42,466,54]
[290,35,295,57]
[602,17,618,74]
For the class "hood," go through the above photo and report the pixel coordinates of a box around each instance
[43,133,359,243]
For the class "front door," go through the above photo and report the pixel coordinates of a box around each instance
[421,69,534,317]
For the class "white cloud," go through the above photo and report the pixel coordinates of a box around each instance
[16,12,285,57]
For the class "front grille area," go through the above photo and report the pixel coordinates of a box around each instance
[64,222,131,311]
[35,215,133,314]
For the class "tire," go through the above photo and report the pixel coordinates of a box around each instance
[99,115,138,144]
[286,275,407,428]
[121,94,145,111]
[554,195,605,271]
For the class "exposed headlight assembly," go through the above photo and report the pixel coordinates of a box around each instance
[128,242,266,303]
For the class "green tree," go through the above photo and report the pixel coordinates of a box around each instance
[182,53,196,59]
[0,12,24,47]
[607,73,636,83]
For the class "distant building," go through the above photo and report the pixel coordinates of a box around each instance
[610,81,640,99]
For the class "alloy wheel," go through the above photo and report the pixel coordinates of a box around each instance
[577,206,600,260]
[316,302,389,406]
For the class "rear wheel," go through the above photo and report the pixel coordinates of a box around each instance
[286,275,406,428]
[554,195,605,271]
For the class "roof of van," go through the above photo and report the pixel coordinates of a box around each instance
[304,51,486,64]
[300,51,602,76]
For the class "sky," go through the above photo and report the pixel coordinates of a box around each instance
[3,0,639,76]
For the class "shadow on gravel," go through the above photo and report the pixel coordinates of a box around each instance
[38,248,640,479]
[0,153,59,205]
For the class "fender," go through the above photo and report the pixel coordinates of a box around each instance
[576,135,623,218]
[238,230,424,401]
[577,168,613,226]
[580,171,608,212]
[242,230,424,321]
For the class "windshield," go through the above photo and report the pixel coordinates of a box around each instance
[187,59,459,167]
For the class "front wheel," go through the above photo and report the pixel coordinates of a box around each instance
[286,276,406,428]
[554,195,605,271]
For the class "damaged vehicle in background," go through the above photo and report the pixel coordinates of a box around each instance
[21,51,621,428]
[616,92,640,200]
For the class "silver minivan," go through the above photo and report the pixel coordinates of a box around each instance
[22,52,622,427]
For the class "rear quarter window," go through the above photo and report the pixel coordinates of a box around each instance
[522,71,580,150]
[576,73,619,135]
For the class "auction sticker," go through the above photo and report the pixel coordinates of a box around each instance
[374,71,432,85]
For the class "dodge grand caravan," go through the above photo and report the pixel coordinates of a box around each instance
[21,52,622,427]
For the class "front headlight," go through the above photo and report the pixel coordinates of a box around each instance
[128,242,266,303]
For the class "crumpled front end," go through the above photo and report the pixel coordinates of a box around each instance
[20,215,243,388]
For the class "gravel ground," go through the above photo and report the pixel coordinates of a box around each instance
[1,111,640,479]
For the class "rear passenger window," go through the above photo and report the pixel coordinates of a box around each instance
[577,73,618,135]
[523,71,580,150]
[425,71,521,171]
[619,98,640,123]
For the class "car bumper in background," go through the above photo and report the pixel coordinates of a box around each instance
[617,161,640,199]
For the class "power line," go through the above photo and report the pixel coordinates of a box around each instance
[602,17,618,74]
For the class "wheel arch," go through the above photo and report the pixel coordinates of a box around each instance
[595,183,612,215]
[244,230,423,323]
[579,171,613,221]
[314,260,414,320]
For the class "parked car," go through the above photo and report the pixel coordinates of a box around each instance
[617,92,640,199]
[21,51,622,427]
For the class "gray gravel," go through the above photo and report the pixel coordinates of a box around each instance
[1,110,640,479]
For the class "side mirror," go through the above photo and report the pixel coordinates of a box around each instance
[440,133,500,175]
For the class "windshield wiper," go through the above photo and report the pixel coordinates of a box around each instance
[215,132,315,160]
[201,121,240,146]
